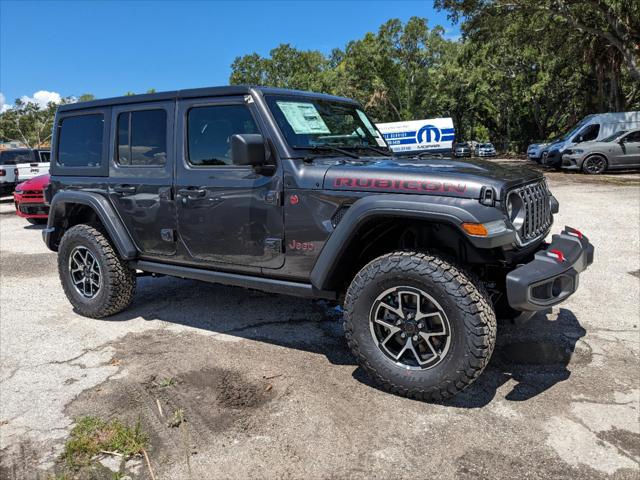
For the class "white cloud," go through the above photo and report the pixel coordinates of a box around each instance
[0,92,10,113]
[19,90,62,109]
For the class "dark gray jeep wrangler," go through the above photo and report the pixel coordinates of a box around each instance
[43,86,594,400]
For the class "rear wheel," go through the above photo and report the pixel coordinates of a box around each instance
[58,224,136,318]
[582,155,607,174]
[344,251,496,401]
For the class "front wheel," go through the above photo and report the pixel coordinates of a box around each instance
[582,155,607,174]
[344,252,496,401]
[58,224,136,318]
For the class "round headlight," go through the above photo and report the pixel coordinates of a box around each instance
[506,191,526,231]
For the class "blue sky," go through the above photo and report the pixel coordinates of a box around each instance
[0,0,458,107]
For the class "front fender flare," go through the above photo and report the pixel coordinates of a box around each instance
[44,191,137,259]
[309,194,513,291]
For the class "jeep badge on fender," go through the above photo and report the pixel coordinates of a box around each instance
[43,86,594,401]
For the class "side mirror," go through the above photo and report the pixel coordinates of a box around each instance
[231,134,266,167]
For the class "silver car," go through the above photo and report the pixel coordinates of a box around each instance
[454,142,471,157]
[562,129,640,174]
[527,142,548,162]
[475,142,496,157]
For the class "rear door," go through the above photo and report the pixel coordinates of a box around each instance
[107,101,177,256]
[175,95,284,269]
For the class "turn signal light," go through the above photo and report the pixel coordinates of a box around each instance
[461,222,488,236]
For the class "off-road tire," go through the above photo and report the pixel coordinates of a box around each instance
[27,218,47,225]
[344,251,496,401]
[58,224,136,318]
[582,154,607,174]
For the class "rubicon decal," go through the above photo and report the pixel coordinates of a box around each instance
[333,177,467,194]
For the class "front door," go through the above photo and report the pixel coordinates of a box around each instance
[619,130,640,167]
[108,101,177,256]
[175,96,284,269]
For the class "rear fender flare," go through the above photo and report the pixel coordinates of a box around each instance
[45,191,137,259]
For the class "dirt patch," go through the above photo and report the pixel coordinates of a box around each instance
[0,252,57,278]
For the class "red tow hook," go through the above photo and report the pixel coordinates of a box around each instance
[565,227,583,239]
[548,249,565,263]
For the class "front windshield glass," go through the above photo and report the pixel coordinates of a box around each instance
[265,95,387,150]
[602,131,626,142]
[480,143,493,148]
[561,116,593,142]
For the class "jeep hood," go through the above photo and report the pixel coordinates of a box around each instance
[323,157,541,200]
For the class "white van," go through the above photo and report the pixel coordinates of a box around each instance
[543,111,640,166]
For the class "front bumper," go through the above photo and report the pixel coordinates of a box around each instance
[543,149,562,166]
[13,192,48,218]
[506,226,594,312]
[561,154,581,170]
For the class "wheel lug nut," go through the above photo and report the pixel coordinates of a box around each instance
[396,319,402,325]
[412,335,418,341]
[400,332,406,339]
[418,322,424,329]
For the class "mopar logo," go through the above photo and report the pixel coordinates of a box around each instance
[417,125,441,143]
[417,124,455,143]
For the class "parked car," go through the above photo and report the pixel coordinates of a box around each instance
[0,148,50,196]
[543,112,640,168]
[562,129,640,174]
[454,142,471,157]
[43,86,593,401]
[14,173,50,224]
[475,142,496,157]
[527,142,549,162]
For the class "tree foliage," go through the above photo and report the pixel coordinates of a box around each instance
[230,6,639,151]
[0,98,71,148]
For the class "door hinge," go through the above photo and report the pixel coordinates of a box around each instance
[160,229,176,242]
[264,237,282,254]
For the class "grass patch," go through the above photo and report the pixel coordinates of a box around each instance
[63,416,148,468]
[158,377,176,388]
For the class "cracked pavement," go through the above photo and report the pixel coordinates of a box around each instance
[1,168,639,479]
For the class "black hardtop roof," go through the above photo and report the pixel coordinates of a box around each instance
[57,86,359,112]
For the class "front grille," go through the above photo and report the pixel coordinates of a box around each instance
[19,204,49,215]
[512,181,552,244]
[22,190,42,199]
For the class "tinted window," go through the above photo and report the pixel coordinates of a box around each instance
[117,109,167,166]
[0,150,33,165]
[57,114,104,167]
[623,131,640,143]
[38,151,51,162]
[187,105,258,166]
[578,124,600,142]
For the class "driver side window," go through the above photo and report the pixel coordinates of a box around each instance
[187,104,259,167]
[623,131,640,143]
[576,124,600,142]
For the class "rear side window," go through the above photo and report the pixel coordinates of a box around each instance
[117,109,167,166]
[57,114,104,167]
[187,105,259,166]
[1,150,34,165]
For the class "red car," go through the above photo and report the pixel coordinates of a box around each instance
[13,174,50,225]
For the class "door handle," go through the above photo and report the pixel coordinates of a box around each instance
[178,188,206,198]
[113,184,136,194]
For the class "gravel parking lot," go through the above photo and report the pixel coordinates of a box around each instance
[1,162,639,479]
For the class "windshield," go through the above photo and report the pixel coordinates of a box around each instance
[479,143,493,148]
[560,116,594,142]
[265,95,387,151]
[602,131,626,142]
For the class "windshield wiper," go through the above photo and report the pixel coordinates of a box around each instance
[350,145,393,156]
[292,145,360,159]
[414,151,444,159]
